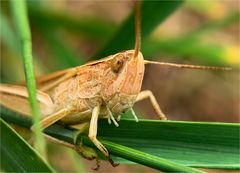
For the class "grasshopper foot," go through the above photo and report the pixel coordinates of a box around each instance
[92,159,100,171]
[107,154,119,167]
[74,145,96,160]
[74,145,101,170]
[73,132,100,169]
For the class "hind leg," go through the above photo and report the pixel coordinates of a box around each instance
[45,133,100,170]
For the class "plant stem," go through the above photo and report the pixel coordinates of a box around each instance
[10,0,46,156]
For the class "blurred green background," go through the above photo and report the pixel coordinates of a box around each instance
[0,0,239,172]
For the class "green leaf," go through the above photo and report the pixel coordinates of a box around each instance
[0,118,54,172]
[94,0,184,59]
[97,120,240,169]
[10,0,46,155]
[0,111,202,173]
[1,109,239,171]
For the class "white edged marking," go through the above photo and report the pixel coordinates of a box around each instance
[130,108,139,122]
[117,115,121,121]
[107,116,111,124]
[106,106,119,127]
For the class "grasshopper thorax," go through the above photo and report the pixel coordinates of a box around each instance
[101,49,144,116]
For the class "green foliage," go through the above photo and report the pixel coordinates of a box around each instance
[142,11,240,66]
[1,0,239,172]
[1,109,239,172]
[0,118,54,172]
[94,0,184,58]
[28,4,115,40]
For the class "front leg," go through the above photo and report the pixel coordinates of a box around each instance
[136,90,167,120]
[89,105,118,167]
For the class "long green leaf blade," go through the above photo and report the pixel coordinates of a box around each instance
[10,0,46,155]
[0,110,202,173]
[1,109,239,170]
[97,120,240,169]
[0,118,54,172]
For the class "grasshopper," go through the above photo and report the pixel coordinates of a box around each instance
[0,1,231,168]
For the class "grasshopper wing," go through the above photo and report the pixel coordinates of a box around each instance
[35,56,113,93]
[36,67,79,92]
[0,84,54,117]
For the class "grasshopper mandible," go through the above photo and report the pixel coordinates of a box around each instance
[0,1,231,168]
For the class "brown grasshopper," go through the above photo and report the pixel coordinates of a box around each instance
[0,1,231,168]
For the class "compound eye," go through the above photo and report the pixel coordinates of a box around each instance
[111,54,125,73]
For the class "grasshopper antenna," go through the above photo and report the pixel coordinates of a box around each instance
[134,0,141,59]
[144,60,232,71]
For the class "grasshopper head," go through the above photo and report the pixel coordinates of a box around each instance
[101,1,143,115]
[101,49,144,115]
